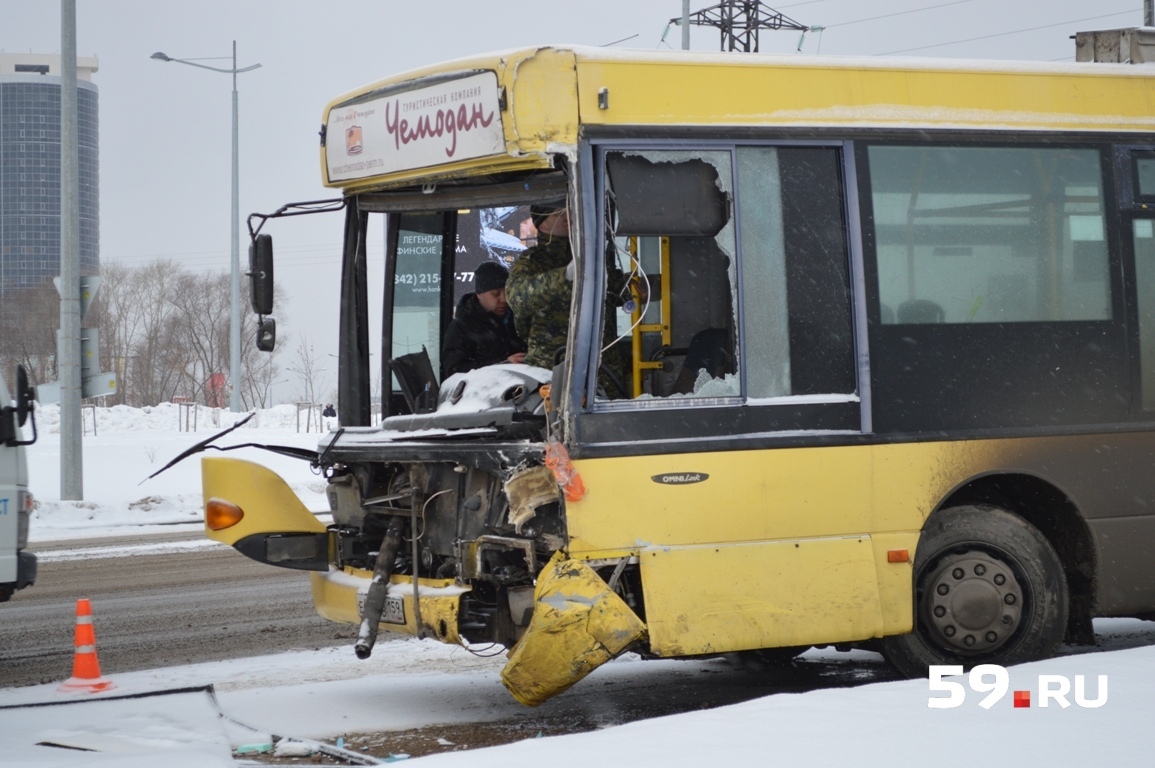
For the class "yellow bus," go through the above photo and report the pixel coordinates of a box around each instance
[203,44,1155,705]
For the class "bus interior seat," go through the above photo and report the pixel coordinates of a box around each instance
[897,299,945,324]
[664,236,734,394]
[672,327,732,394]
[879,303,895,324]
[391,347,439,414]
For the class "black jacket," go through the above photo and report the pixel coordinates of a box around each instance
[441,293,527,379]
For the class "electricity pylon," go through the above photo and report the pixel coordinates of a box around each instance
[672,0,808,53]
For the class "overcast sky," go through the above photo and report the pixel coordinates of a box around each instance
[0,0,1145,400]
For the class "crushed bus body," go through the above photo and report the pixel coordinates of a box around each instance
[205,41,1155,705]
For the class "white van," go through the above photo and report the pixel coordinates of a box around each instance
[0,366,36,602]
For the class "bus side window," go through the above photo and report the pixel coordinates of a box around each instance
[601,150,739,400]
[868,145,1109,325]
[737,146,855,399]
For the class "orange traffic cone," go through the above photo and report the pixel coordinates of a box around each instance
[57,598,115,693]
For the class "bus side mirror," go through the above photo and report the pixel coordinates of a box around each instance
[249,234,274,315]
[256,317,277,352]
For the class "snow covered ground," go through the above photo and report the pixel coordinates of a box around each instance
[27,402,329,540]
[3,402,1154,765]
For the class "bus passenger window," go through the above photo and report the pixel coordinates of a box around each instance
[868,145,1109,325]
[600,150,739,401]
[737,146,854,399]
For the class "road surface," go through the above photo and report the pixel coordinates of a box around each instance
[0,530,355,688]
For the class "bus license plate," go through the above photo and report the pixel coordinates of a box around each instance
[357,593,406,625]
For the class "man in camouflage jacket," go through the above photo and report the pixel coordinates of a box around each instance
[506,215,573,369]
[507,202,630,390]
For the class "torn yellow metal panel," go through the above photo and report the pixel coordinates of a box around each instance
[507,47,580,151]
[201,456,325,546]
[502,555,646,706]
[639,537,885,656]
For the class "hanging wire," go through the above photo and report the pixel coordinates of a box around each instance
[457,640,509,658]
[600,185,654,355]
[602,244,653,355]
[879,9,1137,56]
[408,488,451,543]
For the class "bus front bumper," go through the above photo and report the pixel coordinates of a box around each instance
[201,455,648,705]
[312,558,646,706]
[311,567,468,645]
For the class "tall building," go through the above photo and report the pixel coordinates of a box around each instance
[0,53,99,296]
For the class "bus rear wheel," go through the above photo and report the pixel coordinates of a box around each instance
[880,505,1068,679]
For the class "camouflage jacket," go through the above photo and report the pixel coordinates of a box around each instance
[506,234,631,378]
[506,235,573,369]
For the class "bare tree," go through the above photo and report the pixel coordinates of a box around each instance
[114,260,186,406]
[92,261,130,405]
[244,337,281,408]
[286,335,330,406]
[166,271,231,405]
[0,279,59,390]
[30,257,290,408]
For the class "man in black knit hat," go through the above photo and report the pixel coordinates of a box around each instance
[441,260,527,379]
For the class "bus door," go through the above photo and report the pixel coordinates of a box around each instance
[569,144,886,655]
[1124,147,1155,414]
[1093,145,1155,613]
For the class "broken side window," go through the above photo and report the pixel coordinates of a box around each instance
[599,149,740,401]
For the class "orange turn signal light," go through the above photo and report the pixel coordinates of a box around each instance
[205,497,244,531]
[887,549,910,563]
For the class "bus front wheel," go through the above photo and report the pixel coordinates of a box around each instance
[881,505,1068,679]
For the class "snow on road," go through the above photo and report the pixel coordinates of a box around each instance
[4,402,1154,765]
[4,633,1152,766]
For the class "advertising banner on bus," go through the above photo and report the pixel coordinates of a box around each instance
[326,71,505,183]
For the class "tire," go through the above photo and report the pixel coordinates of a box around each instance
[880,505,1068,679]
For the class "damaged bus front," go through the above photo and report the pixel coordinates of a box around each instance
[204,48,648,706]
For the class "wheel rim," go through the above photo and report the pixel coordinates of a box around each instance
[920,549,1025,656]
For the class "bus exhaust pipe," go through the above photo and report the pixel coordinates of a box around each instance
[354,518,403,659]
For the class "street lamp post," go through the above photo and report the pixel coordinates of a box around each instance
[151,42,260,412]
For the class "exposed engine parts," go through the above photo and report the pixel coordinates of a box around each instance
[328,455,574,649]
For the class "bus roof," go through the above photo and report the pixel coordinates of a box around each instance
[320,45,1155,194]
